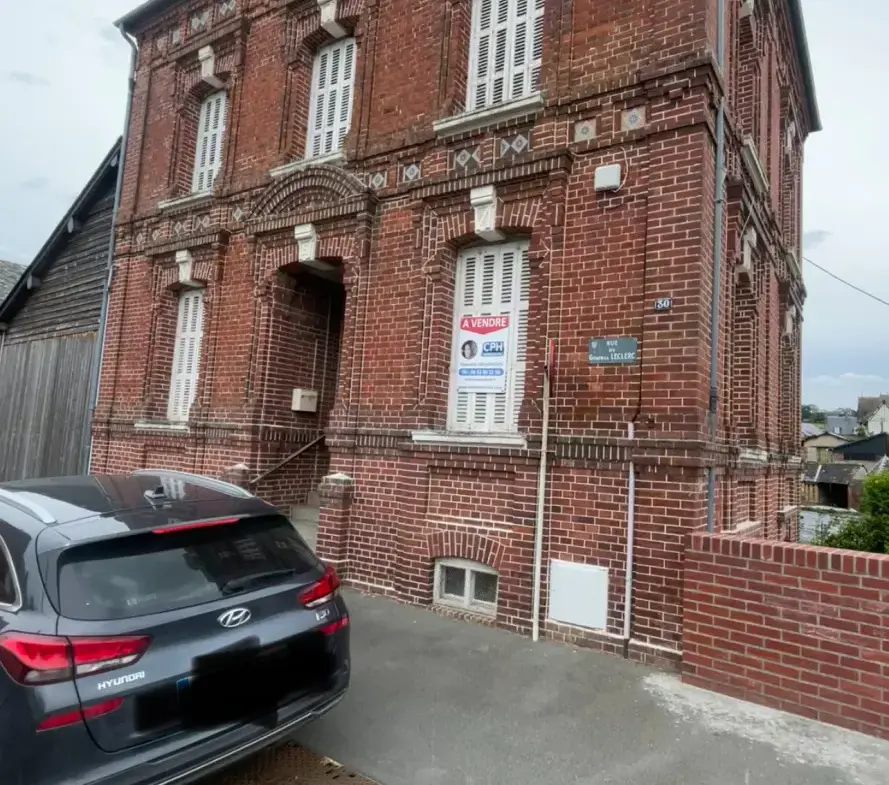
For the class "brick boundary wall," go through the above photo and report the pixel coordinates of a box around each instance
[683,534,889,741]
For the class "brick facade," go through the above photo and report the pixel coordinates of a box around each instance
[94,0,817,657]
[684,534,889,741]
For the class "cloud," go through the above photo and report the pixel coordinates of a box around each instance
[803,229,831,250]
[5,70,50,87]
[18,176,50,191]
[98,26,120,45]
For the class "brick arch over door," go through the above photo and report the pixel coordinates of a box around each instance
[251,164,372,218]
[426,530,505,573]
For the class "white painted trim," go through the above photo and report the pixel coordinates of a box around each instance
[269,150,346,179]
[411,430,527,449]
[433,93,544,138]
[738,447,769,465]
[741,134,769,195]
[157,192,215,212]
[134,421,190,432]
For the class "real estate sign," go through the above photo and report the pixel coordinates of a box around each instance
[456,314,510,393]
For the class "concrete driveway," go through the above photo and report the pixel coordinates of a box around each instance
[294,590,889,785]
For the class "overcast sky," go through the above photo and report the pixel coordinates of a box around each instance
[0,1,885,409]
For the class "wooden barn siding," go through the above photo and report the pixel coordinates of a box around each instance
[5,187,113,345]
[0,334,96,480]
[0,176,114,480]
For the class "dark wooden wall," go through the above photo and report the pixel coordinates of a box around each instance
[0,183,114,481]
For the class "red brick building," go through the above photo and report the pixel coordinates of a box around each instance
[93,0,819,661]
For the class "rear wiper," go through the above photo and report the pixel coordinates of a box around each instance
[221,569,297,595]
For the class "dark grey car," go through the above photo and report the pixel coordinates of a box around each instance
[0,470,350,785]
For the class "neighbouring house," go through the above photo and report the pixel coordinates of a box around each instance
[0,141,120,481]
[824,414,858,436]
[801,431,847,464]
[0,260,24,302]
[92,0,818,659]
[800,422,822,439]
[865,402,889,436]
[832,433,889,472]
[857,394,889,433]
[800,462,867,509]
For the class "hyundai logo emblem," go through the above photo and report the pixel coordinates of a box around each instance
[218,607,252,629]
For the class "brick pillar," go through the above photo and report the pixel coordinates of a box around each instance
[316,471,354,574]
[220,462,250,490]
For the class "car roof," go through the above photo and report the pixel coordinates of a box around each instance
[0,472,272,531]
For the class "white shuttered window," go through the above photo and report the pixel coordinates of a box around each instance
[192,92,227,194]
[449,242,530,433]
[168,290,205,422]
[306,38,356,159]
[467,0,544,112]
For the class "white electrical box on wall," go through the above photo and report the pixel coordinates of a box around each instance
[291,388,319,413]
[548,559,609,630]
[594,164,622,192]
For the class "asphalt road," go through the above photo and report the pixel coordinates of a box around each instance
[290,590,889,785]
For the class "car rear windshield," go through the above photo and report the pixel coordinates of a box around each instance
[57,515,321,620]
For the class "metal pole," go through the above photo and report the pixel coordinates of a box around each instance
[86,28,138,473]
[706,0,726,533]
[531,341,552,641]
[623,421,636,640]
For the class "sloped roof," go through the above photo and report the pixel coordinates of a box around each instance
[834,433,889,459]
[0,140,121,327]
[816,462,867,486]
[0,260,24,303]
[802,462,820,483]
[858,395,889,421]
[801,422,823,438]
[871,455,889,475]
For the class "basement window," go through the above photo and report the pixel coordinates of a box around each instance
[434,558,498,616]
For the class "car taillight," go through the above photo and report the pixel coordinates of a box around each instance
[0,633,70,684]
[71,635,151,676]
[37,698,123,731]
[320,616,349,636]
[0,633,150,685]
[298,565,341,608]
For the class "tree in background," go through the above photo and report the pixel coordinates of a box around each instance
[802,404,826,425]
[814,471,889,553]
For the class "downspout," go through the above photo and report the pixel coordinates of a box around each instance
[531,339,553,642]
[705,0,726,533]
[623,421,636,644]
[86,27,138,473]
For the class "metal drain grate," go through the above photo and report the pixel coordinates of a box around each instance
[211,742,380,785]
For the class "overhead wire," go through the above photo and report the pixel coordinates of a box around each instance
[804,256,889,309]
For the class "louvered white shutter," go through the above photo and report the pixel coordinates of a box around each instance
[449,242,529,433]
[192,92,227,194]
[307,38,356,159]
[467,0,544,112]
[168,290,205,422]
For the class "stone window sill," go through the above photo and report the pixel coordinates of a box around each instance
[411,430,527,449]
[134,420,190,433]
[158,192,215,212]
[732,519,762,535]
[269,150,346,179]
[433,93,544,139]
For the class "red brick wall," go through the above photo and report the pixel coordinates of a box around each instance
[684,534,889,741]
[93,0,815,653]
